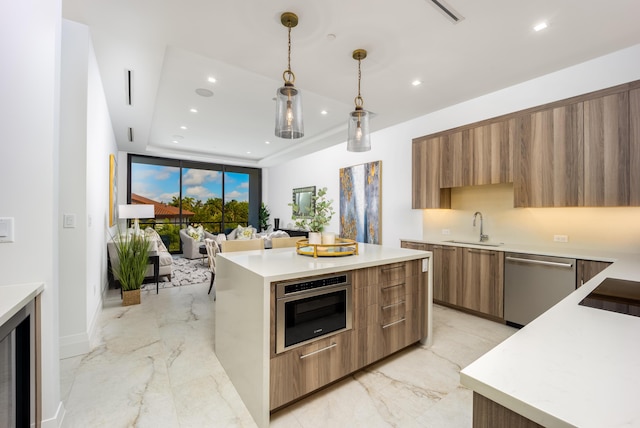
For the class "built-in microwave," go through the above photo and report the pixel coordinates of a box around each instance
[275,272,352,354]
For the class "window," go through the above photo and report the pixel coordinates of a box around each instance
[128,155,261,252]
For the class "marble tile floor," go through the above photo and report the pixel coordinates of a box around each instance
[60,284,516,428]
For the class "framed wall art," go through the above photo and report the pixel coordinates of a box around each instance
[109,154,117,227]
[339,160,381,244]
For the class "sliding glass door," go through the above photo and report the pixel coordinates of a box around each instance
[128,155,261,253]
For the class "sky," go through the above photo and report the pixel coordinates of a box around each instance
[131,163,249,204]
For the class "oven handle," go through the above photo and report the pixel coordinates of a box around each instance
[277,283,350,301]
[299,342,337,359]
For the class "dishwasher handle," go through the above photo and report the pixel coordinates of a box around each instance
[505,256,573,269]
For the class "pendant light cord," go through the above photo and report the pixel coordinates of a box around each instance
[355,58,364,108]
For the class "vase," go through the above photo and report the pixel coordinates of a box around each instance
[321,232,336,245]
[308,232,322,245]
[122,289,141,306]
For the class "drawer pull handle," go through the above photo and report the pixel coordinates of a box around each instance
[382,301,405,310]
[381,266,405,274]
[433,246,456,251]
[299,343,337,359]
[381,283,405,291]
[382,318,406,329]
[467,249,496,255]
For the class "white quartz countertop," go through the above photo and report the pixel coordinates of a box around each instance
[217,243,431,282]
[460,254,640,427]
[0,282,44,326]
[401,238,629,262]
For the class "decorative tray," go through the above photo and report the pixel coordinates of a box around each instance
[295,238,359,258]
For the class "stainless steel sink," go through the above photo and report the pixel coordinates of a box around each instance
[444,240,504,247]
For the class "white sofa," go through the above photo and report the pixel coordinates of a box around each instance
[218,225,289,250]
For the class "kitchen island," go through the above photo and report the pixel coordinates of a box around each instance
[214,243,432,427]
[460,253,640,427]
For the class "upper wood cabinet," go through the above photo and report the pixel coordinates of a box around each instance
[413,80,640,208]
[513,102,584,207]
[631,88,640,206]
[583,92,634,206]
[412,137,451,208]
[469,120,514,186]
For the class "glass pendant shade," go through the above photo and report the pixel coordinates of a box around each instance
[347,108,371,152]
[275,84,304,139]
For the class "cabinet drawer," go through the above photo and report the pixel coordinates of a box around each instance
[380,263,406,286]
[270,330,354,410]
[381,300,406,325]
[380,282,406,306]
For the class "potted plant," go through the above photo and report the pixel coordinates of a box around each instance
[111,233,150,306]
[259,202,271,232]
[290,187,335,244]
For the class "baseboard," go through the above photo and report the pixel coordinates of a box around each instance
[59,332,90,359]
[41,401,65,428]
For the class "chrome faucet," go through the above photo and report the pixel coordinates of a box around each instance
[473,211,489,242]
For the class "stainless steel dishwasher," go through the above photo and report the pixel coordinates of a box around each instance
[504,252,576,327]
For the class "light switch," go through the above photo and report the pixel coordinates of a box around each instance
[0,217,15,243]
[63,214,76,228]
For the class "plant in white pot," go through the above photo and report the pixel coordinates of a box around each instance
[111,232,150,306]
[290,187,335,245]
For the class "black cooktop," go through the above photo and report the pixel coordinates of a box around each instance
[579,277,640,317]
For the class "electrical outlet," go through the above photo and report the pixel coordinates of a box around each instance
[441,228,451,235]
[553,234,569,243]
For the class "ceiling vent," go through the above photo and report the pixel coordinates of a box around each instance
[428,0,465,24]
[127,127,134,142]
[125,69,133,105]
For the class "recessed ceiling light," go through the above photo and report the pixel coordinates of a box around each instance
[321,110,328,115]
[207,76,216,83]
[190,108,198,113]
[534,22,548,32]
[195,88,213,97]
[246,151,251,154]
[172,140,180,144]
[265,141,270,145]
[180,125,187,130]
[412,80,422,86]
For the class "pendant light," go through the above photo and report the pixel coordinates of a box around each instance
[347,49,371,152]
[275,12,304,139]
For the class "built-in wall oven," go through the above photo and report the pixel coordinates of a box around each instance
[276,272,352,354]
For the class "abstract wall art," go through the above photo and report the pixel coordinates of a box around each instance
[339,160,382,244]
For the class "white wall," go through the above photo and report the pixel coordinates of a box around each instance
[59,19,89,358]
[58,19,117,358]
[266,43,640,253]
[0,0,64,425]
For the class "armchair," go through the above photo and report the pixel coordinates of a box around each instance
[180,227,215,259]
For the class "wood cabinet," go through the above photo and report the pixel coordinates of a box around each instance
[461,248,504,318]
[414,80,640,208]
[631,88,640,205]
[356,261,422,366]
[271,260,428,410]
[576,259,612,288]
[412,137,451,208]
[583,92,631,206]
[513,102,584,207]
[270,330,355,410]
[469,120,514,186]
[427,244,462,306]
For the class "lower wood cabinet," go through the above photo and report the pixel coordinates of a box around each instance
[270,260,428,410]
[404,241,504,320]
[270,330,355,410]
[461,248,504,318]
[576,259,612,288]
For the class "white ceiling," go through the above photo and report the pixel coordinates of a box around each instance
[62,0,640,167]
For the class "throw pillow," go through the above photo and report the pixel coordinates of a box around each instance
[187,225,205,242]
[236,225,255,240]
